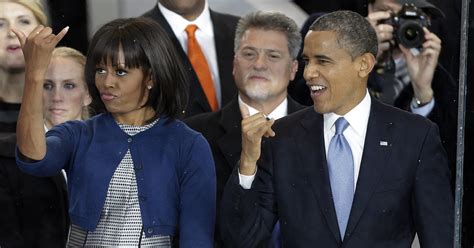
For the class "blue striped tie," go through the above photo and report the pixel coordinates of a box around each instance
[327,117,354,240]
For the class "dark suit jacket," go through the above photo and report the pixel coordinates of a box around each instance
[143,5,239,117]
[185,96,305,247]
[0,135,69,248]
[221,98,453,247]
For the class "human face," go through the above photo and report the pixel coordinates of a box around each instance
[43,57,91,129]
[159,0,205,20]
[302,31,367,115]
[94,49,154,125]
[233,28,297,106]
[368,0,403,14]
[0,2,39,71]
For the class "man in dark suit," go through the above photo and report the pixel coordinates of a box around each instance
[185,11,305,247]
[220,10,453,247]
[143,0,239,117]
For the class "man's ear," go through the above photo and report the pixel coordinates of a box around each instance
[289,60,298,81]
[357,53,376,78]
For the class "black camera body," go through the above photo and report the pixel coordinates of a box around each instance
[384,3,431,48]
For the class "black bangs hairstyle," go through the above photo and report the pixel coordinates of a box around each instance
[85,17,189,120]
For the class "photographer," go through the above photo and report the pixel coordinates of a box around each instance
[367,0,457,177]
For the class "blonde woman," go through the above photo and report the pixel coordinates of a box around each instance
[0,0,48,134]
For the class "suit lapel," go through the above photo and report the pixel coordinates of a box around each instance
[216,99,242,169]
[296,109,342,243]
[345,99,395,236]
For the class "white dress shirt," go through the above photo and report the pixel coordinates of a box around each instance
[323,91,371,190]
[158,1,222,107]
[239,91,372,190]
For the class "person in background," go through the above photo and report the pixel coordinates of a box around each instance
[220,10,453,247]
[0,46,90,248]
[43,47,92,130]
[143,0,239,117]
[0,0,47,136]
[185,11,305,247]
[14,17,215,247]
[367,0,458,184]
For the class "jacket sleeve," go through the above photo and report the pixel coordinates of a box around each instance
[16,123,75,177]
[179,134,216,248]
[413,122,454,247]
[220,139,278,248]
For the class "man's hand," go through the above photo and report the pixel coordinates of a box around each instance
[400,27,441,103]
[366,11,394,59]
[239,104,275,176]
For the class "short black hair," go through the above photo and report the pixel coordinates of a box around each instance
[85,17,188,120]
[309,10,378,59]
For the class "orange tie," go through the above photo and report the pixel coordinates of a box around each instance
[185,24,218,111]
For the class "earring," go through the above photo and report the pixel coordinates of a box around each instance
[147,85,152,90]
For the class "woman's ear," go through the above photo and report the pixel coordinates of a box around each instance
[83,92,92,106]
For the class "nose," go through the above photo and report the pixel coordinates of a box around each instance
[6,25,16,39]
[303,62,320,82]
[253,53,268,70]
[51,87,63,103]
[101,73,115,88]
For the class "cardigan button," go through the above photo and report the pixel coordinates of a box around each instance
[127,137,132,143]
[147,228,153,234]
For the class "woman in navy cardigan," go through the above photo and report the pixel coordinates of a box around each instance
[14,17,215,247]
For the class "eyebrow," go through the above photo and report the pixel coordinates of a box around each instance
[241,46,283,54]
[16,15,33,19]
[314,54,334,62]
[302,53,334,62]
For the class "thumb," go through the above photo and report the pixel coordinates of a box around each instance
[239,103,250,118]
[11,28,26,47]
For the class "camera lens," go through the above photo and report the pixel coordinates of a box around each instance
[405,28,418,40]
[397,21,425,48]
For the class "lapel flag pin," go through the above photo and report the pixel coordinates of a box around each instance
[380,141,389,146]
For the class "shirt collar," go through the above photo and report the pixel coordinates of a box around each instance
[324,90,371,137]
[158,1,213,37]
[238,95,288,120]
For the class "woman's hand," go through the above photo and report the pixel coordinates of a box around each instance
[12,25,69,82]
[14,25,69,161]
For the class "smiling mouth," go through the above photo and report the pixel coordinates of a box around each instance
[309,85,327,94]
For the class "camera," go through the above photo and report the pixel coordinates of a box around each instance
[384,3,431,48]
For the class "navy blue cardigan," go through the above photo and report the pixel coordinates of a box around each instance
[17,113,216,247]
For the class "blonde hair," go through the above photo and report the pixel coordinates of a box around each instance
[10,0,48,26]
[52,47,86,67]
[52,47,91,119]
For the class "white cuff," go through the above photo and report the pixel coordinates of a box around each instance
[410,97,435,117]
[238,167,257,189]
